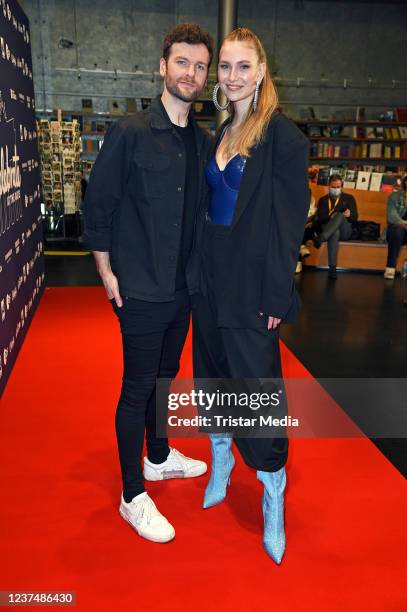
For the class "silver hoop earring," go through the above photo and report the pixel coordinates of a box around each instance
[212,82,229,112]
[253,80,260,112]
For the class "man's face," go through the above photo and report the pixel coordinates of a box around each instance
[330,180,342,190]
[160,42,210,103]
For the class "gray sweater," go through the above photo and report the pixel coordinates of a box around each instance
[387,191,407,225]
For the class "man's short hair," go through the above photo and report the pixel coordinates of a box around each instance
[162,23,214,67]
[329,174,343,185]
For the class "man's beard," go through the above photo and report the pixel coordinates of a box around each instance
[165,75,200,102]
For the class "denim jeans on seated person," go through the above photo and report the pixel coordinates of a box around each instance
[320,213,353,267]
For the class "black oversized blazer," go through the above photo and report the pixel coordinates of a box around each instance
[188,110,310,328]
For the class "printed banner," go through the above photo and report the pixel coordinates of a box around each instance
[0,0,44,397]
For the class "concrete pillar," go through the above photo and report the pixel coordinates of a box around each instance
[216,0,238,127]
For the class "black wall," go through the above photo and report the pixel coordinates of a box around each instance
[0,0,44,397]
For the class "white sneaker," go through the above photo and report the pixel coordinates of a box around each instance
[384,267,396,279]
[295,261,302,274]
[143,447,207,481]
[119,492,175,543]
[299,244,311,258]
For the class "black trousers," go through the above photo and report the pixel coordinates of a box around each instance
[386,223,407,267]
[111,290,190,502]
[192,222,288,473]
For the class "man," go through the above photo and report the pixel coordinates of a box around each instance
[312,174,358,279]
[384,175,407,279]
[83,23,214,543]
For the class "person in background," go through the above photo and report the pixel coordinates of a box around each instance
[84,23,214,544]
[296,188,316,273]
[384,175,407,279]
[312,174,358,279]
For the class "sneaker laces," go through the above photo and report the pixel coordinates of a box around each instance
[131,493,159,525]
[169,447,190,471]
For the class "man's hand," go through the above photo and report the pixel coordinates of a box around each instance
[259,313,281,330]
[101,270,123,307]
[93,251,123,307]
[343,208,351,218]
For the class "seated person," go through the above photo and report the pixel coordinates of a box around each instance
[296,189,316,273]
[384,175,407,280]
[312,174,358,279]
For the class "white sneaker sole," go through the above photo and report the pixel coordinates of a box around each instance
[143,464,208,481]
[119,508,175,543]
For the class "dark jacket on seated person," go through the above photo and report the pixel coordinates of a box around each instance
[314,192,358,232]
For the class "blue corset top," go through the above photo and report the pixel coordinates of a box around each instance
[205,154,246,225]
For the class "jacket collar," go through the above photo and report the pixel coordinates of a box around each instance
[149,94,205,152]
[149,95,173,130]
[230,113,278,229]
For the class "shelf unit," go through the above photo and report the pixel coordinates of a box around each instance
[36,106,407,243]
[297,119,407,168]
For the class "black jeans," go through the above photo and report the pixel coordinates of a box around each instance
[111,290,190,502]
[386,223,407,267]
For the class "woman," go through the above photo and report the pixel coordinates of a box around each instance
[192,28,310,564]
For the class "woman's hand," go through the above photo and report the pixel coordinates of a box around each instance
[259,313,281,330]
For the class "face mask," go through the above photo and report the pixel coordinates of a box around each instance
[329,187,341,197]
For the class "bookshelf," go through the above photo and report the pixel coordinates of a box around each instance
[297,120,407,168]
[36,105,407,243]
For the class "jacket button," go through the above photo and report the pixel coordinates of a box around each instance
[178,153,182,158]
[177,186,182,192]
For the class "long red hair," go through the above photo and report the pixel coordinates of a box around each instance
[221,27,279,158]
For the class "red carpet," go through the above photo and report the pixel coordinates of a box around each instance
[0,287,406,611]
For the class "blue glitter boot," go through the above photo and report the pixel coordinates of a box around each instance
[203,435,235,509]
[257,467,286,564]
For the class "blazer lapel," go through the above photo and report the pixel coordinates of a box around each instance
[231,139,267,230]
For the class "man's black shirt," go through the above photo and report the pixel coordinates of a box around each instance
[173,121,198,289]
[83,96,212,302]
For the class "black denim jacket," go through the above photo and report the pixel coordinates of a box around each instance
[83,96,212,301]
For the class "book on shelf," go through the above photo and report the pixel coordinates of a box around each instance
[341,126,357,138]
[308,125,322,138]
[355,107,365,121]
[83,119,93,133]
[343,169,357,189]
[380,174,400,193]
[395,108,407,122]
[384,146,392,159]
[357,126,366,139]
[369,172,383,191]
[356,171,371,190]
[316,166,331,185]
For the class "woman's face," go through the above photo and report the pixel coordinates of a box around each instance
[218,40,265,104]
